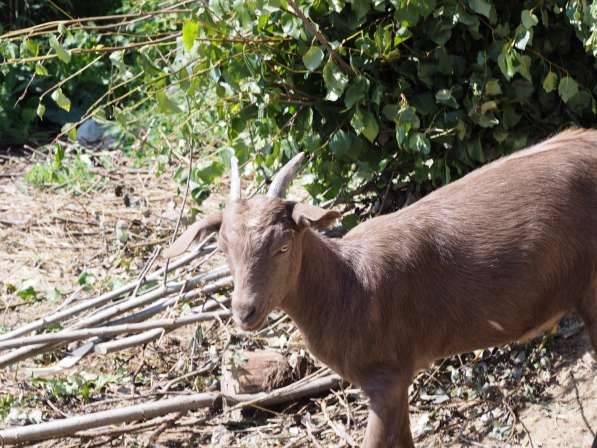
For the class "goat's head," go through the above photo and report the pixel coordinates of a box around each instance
[164,154,340,331]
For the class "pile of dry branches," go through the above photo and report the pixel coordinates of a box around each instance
[0,231,345,445]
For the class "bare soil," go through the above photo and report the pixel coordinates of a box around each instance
[0,150,595,447]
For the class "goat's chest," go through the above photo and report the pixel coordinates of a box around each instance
[299,327,382,387]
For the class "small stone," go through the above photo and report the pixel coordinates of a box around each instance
[210,425,234,446]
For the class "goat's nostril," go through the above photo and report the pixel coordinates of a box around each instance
[241,306,256,322]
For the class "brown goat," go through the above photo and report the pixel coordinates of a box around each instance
[165,128,597,447]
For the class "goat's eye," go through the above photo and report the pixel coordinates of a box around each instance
[278,244,289,254]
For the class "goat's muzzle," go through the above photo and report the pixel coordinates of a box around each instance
[232,300,268,331]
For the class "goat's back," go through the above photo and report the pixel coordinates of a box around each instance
[344,128,597,364]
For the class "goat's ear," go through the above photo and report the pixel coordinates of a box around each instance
[290,202,341,230]
[163,212,222,258]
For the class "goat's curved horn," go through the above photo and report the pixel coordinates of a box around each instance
[267,152,305,198]
[229,155,241,201]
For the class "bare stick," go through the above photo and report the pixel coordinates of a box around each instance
[0,244,216,342]
[0,375,343,444]
[164,134,196,289]
[0,274,231,368]
[0,310,231,351]
[0,393,217,444]
[181,276,232,302]
[131,245,161,298]
[104,266,230,326]
[94,328,165,355]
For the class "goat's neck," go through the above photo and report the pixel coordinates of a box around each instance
[280,229,365,373]
[283,229,355,314]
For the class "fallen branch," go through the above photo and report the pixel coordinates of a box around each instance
[0,244,216,342]
[94,328,165,355]
[75,413,182,439]
[0,393,217,445]
[0,310,231,351]
[99,272,230,327]
[0,276,232,368]
[0,374,343,444]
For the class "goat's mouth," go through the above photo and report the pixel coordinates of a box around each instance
[234,308,268,331]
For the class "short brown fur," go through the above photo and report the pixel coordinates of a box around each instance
[167,128,597,447]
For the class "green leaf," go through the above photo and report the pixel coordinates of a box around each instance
[514,26,533,50]
[62,123,77,141]
[36,102,46,119]
[344,77,369,108]
[342,213,359,230]
[394,3,421,26]
[370,83,384,105]
[49,35,71,63]
[428,21,452,46]
[382,104,399,121]
[521,9,538,29]
[109,50,126,72]
[22,38,39,57]
[471,111,499,128]
[435,89,459,108]
[35,63,48,76]
[497,49,516,80]
[411,92,437,115]
[542,71,558,93]
[480,100,497,114]
[329,0,345,13]
[351,0,370,19]
[558,76,579,103]
[329,130,353,160]
[193,160,224,184]
[395,106,420,128]
[467,0,492,18]
[17,280,37,301]
[54,144,64,169]
[485,79,502,96]
[156,91,182,114]
[323,59,349,101]
[408,132,431,155]
[467,137,485,162]
[182,20,199,50]
[512,79,534,100]
[51,88,71,112]
[517,54,532,81]
[302,46,324,71]
[567,90,592,113]
[351,108,379,143]
[78,271,92,286]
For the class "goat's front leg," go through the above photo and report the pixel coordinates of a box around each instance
[362,376,414,448]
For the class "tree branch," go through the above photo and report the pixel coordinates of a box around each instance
[0,374,343,444]
[286,0,354,76]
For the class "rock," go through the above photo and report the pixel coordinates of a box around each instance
[221,349,291,396]
[210,424,234,446]
[77,119,119,149]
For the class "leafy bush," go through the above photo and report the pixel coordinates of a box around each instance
[3,0,597,212]
[179,0,597,207]
[0,0,123,145]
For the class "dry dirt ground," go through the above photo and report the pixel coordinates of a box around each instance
[0,150,595,447]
